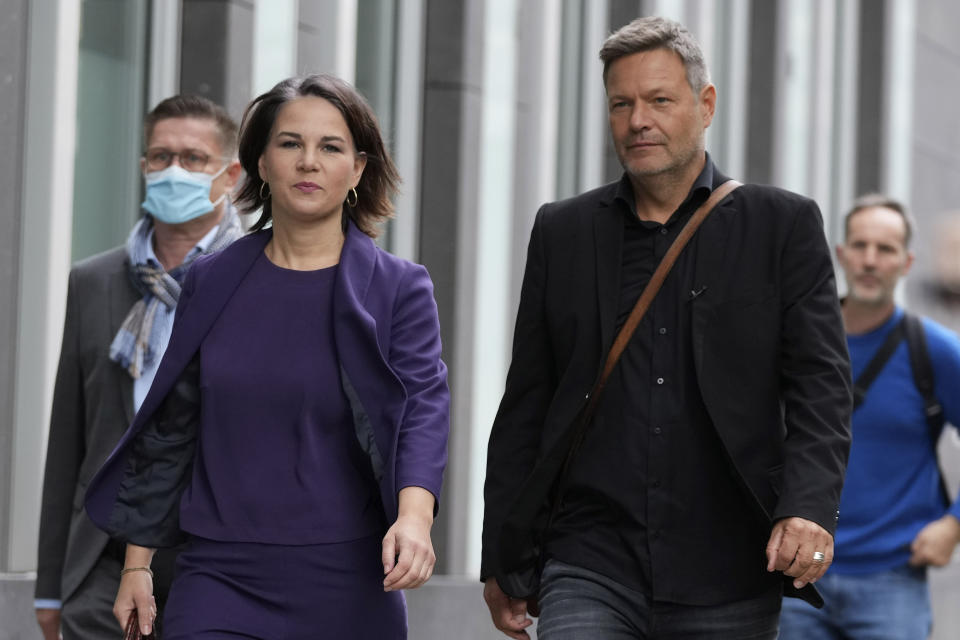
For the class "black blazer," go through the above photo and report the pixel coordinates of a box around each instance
[35,248,182,604]
[481,171,852,604]
[36,248,135,603]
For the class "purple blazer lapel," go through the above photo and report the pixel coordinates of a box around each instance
[88,222,411,529]
[87,232,267,529]
[122,232,269,445]
[131,222,401,454]
[334,222,407,520]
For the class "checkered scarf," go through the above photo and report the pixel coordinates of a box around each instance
[109,205,243,378]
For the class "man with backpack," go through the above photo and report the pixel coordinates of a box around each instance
[780,194,960,639]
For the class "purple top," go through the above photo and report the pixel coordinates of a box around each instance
[180,251,384,544]
[85,226,449,551]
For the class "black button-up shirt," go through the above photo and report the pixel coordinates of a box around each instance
[546,157,780,605]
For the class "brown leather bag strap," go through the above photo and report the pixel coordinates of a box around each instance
[584,179,742,424]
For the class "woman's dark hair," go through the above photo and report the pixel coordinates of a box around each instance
[235,74,400,237]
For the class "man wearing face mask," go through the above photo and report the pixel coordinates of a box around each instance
[34,95,243,640]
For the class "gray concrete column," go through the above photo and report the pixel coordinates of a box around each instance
[511,0,564,316]
[298,0,357,78]
[855,0,886,196]
[418,0,485,575]
[1,0,64,636]
[180,0,255,119]
[745,0,778,185]
[907,0,960,330]
[0,0,29,576]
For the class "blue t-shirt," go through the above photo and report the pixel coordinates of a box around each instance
[833,307,960,574]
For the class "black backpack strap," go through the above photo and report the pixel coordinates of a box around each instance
[853,318,907,410]
[902,312,951,506]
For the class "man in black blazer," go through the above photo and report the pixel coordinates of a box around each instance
[34,95,242,639]
[482,16,852,640]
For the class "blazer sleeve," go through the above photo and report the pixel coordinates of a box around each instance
[481,208,558,579]
[105,355,199,548]
[35,268,85,601]
[772,199,853,533]
[85,263,202,547]
[390,264,450,511]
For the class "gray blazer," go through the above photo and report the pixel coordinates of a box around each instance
[35,247,148,602]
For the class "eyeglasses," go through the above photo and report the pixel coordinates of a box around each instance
[143,148,229,172]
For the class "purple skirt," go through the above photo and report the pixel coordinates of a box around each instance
[162,534,406,639]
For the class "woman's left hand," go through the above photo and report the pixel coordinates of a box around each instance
[382,486,436,591]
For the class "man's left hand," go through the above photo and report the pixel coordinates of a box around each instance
[766,517,833,589]
[910,514,960,567]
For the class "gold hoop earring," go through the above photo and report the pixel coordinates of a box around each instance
[347,187,358,208]
[259,182,270,200]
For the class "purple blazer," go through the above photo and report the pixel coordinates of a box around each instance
[84,222,449,547]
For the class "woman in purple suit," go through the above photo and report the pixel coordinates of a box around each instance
[84,74,450,639]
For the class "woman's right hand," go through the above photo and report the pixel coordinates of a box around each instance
[114,568,156,635]
[114,544,157,635]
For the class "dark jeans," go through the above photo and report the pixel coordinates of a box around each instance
[537,559,781,640]
[779,565,931,640]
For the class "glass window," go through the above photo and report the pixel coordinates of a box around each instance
[557,0,609,198]
[354,0,400,251]
[71,0,149,261]
[556,0,587,200]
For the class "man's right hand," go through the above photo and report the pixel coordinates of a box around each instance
[910,514,960,567]
[114,570,156,636]
[483,577,534,639]
[36,608,60,640]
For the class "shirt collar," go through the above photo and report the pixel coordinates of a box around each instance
[614,152,716,222]
[143,223,221,268]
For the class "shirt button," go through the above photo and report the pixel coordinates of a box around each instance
[656,377,664,385]
[659,227,668,235]
[654,426,662,435]
[652,479,661,488]
[658,327,667,335]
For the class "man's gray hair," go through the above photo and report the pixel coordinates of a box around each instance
[599,16,710,94]
[844,193,916,248]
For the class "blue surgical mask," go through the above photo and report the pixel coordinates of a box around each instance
[141,164,227,224]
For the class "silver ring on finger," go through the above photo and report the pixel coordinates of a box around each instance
[812,551,826,563]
